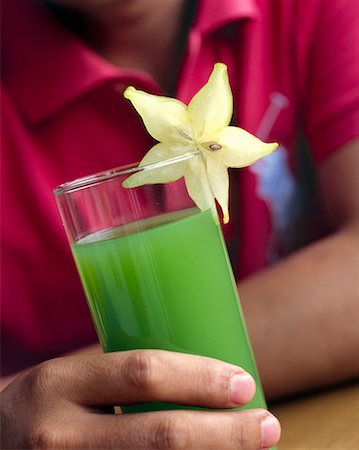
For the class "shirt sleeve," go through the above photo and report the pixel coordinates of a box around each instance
[301,0,359,163]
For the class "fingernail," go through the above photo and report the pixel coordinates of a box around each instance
[260,415,281,449]
[230,374,256,404]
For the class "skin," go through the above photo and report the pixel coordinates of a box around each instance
[0,350,280,449]
[1,0,358,446]
[53,0,189,93]
[240,139,359,399]
[0,1,282,448]
[62,0,358,398]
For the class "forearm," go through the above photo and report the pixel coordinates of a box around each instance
[239,224,359,400]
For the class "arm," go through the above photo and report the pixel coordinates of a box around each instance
[239,139,359,400]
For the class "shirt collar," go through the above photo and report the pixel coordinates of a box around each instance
[195,0,258,34]
[2,0,258,125]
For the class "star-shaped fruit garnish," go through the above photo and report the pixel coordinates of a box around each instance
[123,63,278,223]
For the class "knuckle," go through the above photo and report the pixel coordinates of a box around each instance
[231,414,262,450]
[27,424,57,450]
[209,368,229,398]
[195,365,230,405]
[152,415,191,449]
[26,362,58,400]
[25,358,70,403]
[122,351,155,391]
[237,423,248,450]
[27,420,77,450]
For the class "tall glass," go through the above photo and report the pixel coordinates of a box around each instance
[54,153,267,413]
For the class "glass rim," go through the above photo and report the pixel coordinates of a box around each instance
[53,151,199,196]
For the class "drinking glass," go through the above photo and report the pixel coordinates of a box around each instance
[54,153,267,413]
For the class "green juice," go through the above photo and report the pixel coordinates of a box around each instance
[72,208,266,412]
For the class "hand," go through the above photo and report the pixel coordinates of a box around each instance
[0,350,280,449]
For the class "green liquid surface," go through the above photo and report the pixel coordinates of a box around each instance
[72,208,266,412]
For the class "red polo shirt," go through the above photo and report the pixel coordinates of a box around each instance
[1,0,359,375]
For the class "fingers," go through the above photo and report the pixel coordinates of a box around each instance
[60,409,281,449]
[2,352,280,450]
[48,350,256,409]
[26,350,270,449]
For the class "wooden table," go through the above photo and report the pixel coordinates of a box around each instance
[270,382,359,449]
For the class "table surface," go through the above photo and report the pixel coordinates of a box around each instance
[270,382,359,449]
